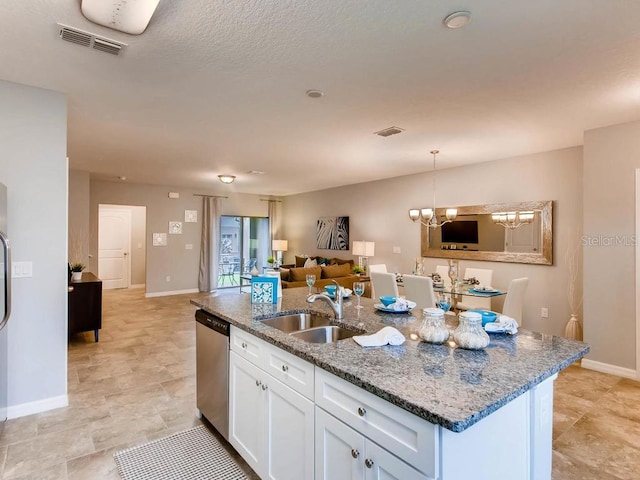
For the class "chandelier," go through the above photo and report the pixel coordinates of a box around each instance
[491,211,535,229]
[408,150,457,228]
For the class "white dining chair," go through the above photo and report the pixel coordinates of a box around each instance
[370,271,399,299]
[368,264,388,273]
[435,265,450,287]
[501,277,529,325]
[457,267,494,311]
[402,274,436,310]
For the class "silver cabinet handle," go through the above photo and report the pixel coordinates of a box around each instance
[281,365,288,372]
[351,449,359,459]
[357,407,366,417]
[365,459,374,469]
[0,231,11,332]
[256,380,261,387]
[261,383,268,391]
[242,342,247,349]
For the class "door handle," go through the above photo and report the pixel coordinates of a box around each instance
[0,231,11,332]
[123,252,129,256]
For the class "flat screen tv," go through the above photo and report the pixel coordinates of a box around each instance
[441,220,479,244]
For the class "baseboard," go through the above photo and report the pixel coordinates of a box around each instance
[145,288,199,298]
[581,359,638,380]
[7,394,68,419]
[130,284,145,289]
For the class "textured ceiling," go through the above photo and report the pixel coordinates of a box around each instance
[1,0,640,195]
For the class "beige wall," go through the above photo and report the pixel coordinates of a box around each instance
[583,120,640,370]
[89,180,268,294]
[68,170,90,265]
[283,147,583,337]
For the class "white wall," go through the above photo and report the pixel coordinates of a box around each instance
[583,120,640,371]
[0,80,67,415]
[89,181,269,295]
[283,147,583,337]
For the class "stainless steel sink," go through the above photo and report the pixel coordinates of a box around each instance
[290,326,360,344]
[260,313,332,333]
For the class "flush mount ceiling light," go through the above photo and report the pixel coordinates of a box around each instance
[218,175,236,184]
[444,11,472,29]
[306,89,324,98]
[81,0,160,35]
[118,176,127,181]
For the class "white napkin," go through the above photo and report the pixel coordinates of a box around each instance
[484,315,518,334]
[353,326,406,347]
[386,298,416,311]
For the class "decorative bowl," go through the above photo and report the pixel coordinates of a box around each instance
[324,285,337,297]
[469,309,498,326]
[379,296,397,307]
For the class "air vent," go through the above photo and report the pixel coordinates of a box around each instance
[58,23,127,56]
[374,126,405,137]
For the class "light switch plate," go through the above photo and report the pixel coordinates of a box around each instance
[393,246,401,254]
[12,261,33,278]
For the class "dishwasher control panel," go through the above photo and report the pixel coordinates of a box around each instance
[195,310,230,336]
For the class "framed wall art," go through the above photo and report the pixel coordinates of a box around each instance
[316,216,349,250]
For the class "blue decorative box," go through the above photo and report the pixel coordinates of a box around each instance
[251,276,278,304]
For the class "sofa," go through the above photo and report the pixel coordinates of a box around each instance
[279,256,369,295]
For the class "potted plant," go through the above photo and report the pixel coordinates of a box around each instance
[352,265,365,275]
[266,256,276,268]
[70,262,85,281]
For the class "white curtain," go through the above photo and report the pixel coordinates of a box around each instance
[268,200,280,255]
[199,196,221,292]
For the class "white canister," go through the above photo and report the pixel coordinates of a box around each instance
[453,311,490,350]
[418,307,449,344]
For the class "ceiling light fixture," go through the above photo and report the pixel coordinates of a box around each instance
[408,150,457,228]
[81,0,160,35]
[444,11,472,29]
[118,176,127,181]
[491,211,535,229]
[218,175,236,184]
[306,89,324,98]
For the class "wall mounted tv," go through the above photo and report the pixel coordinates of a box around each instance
[441,220,479,244]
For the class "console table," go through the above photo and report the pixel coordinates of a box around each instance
[68,272,102,342]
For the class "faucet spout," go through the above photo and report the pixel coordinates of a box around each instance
[306,280,343,320]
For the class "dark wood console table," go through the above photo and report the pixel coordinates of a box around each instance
[68,272,102,342]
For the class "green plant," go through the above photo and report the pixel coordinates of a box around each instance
[352,265,364,274]
[267,256,275,264]
[70,262,86,272]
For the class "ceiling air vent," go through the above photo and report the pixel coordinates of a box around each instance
[374,126,405,137]
[58,23,127,56]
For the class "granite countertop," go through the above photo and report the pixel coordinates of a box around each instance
[191,288,589,432]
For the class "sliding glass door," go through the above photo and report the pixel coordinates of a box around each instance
[218,216,270,288]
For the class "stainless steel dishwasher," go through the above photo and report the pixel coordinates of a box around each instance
[195,309,229,440]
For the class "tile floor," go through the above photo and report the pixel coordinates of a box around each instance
[0,287,637,479]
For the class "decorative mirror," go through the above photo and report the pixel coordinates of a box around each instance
[420,201,553,265]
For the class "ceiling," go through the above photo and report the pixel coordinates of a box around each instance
[1,0,639,196]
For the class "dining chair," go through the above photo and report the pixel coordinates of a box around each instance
[218,263,238,286]
[435,265,450,286]
[456,267,493,311]
[402,274,436,310]
[370,271,399,299]
[368,264,388,273]
[501,277,529,325]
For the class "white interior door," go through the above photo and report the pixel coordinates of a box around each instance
[504,214,541,253]
[99,206,131,289]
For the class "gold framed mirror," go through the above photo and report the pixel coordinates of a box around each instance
[420,200,553,265]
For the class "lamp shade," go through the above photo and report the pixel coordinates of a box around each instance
[272,240,288,252]
[352,241,375,257]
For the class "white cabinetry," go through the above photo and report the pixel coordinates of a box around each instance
[316,407,429,480]
[229,327,315,480]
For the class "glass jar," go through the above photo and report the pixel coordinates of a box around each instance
[418,308,449,344]
[453,311,490,350]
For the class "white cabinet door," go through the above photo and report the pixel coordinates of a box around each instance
[316,407,365,480]
[264,376,315,480]
[364,441,430,480]
[229,351,263,475]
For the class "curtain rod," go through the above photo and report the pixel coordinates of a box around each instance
[260,198,282,202]
[193,194,228,199]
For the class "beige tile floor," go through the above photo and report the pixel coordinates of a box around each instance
[0,287,638,479]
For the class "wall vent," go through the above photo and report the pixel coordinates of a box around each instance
[58,23,127,56]
[374,126,405,137]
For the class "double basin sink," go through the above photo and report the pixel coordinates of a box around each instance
[260,313,362,344]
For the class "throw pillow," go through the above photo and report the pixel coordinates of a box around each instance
[279,268,290,282]
[321,263,352,279]
[290,266,322,282]
[304,258,318,268]
[295,255,308,268]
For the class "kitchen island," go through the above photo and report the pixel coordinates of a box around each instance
[192,288,588,480]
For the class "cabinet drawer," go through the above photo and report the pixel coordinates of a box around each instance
[315,368,439,478]
[263,342,315,400]
[230,326,263,366]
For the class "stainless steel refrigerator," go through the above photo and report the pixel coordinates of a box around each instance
[0,183,11,431]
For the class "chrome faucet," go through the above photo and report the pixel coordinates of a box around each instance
[307,279,343,320]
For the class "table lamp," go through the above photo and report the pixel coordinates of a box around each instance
[272,240,288,268]
[352,241,375,276]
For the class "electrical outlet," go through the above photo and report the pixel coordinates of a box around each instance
[185,244,193,250]
[165,276,171,282]
[541,307,548,318]
[393,246,401,254]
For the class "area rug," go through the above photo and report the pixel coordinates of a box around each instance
[114,425,248,480]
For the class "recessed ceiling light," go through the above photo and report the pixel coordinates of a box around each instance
[218,174,236,184]
[444,11,472,29]
[248,170,266,175]
[306,89,324,98]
